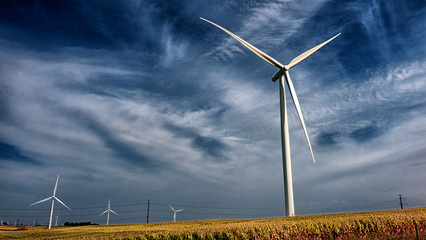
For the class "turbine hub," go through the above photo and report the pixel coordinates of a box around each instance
[272,68,288,82]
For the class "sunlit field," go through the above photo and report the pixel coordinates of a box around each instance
[1,208,425,239]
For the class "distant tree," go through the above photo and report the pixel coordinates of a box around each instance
[64,221,98,226]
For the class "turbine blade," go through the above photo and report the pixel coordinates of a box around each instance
[53,175,59,196]
[176,209,184,212]
[99,210,108,216]
[285,33,340,70]
[168,204,175,212]
[284,72,316,163]
[200,17,284,69]
[54,197,71,210]
[30,196,52,206]
[110,210,118,215]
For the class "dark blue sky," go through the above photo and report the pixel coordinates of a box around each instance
[0,0,425,225]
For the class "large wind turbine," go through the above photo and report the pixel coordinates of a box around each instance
[200,17,340,216]
[168,204,184,222]
[30,175,71,229]
[99,199,118,225]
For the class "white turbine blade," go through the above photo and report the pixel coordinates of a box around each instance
[53,197,71,210]
[168,204,175,212]
[284,72,316,163]
[285,33,341,70]
[200,17,284,69]
[99,210,108,216]
[110,209,119,215]
[53,175,59,196]
[175,209,184,213]
[30,196,52,206]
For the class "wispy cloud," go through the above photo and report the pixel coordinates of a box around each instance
[200,0,328,65]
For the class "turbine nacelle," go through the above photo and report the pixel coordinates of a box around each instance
[272,68,287,82]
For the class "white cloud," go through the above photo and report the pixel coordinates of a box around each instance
[160,23,188,68]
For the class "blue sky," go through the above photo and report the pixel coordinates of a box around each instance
[0,0,425,225]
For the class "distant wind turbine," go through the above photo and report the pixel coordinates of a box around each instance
[99,199,118,225]
[201,17,340,216]
[30,175,71,229]
[55,215,59,226]
[168,204,184,222]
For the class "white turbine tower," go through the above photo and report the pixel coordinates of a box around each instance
[168,204,184,222]
[55,215,59,226]
[99,199,118,225]
[201,17,340,216]
[30,175,71,229]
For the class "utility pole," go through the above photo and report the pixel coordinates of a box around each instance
[146,199,150,224]
[398,194,406,209]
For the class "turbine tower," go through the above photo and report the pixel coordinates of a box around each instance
[99,199,118,225]
[201,17,340,216]
[168,204,184,222]
[30,175,71,229]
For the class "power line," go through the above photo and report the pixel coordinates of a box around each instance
[149,202,281,210]
[0,201,281,211]
[3,198,411,224]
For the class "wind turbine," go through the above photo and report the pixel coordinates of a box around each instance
[200,17,340,216]
[99,199,118,225]
[55,215,59,226]
[30,175,71,229]
[168,204,184,222]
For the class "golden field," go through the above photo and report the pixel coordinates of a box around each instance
[1,207,425,239]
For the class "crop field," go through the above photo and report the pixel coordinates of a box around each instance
[1,207,425,239]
